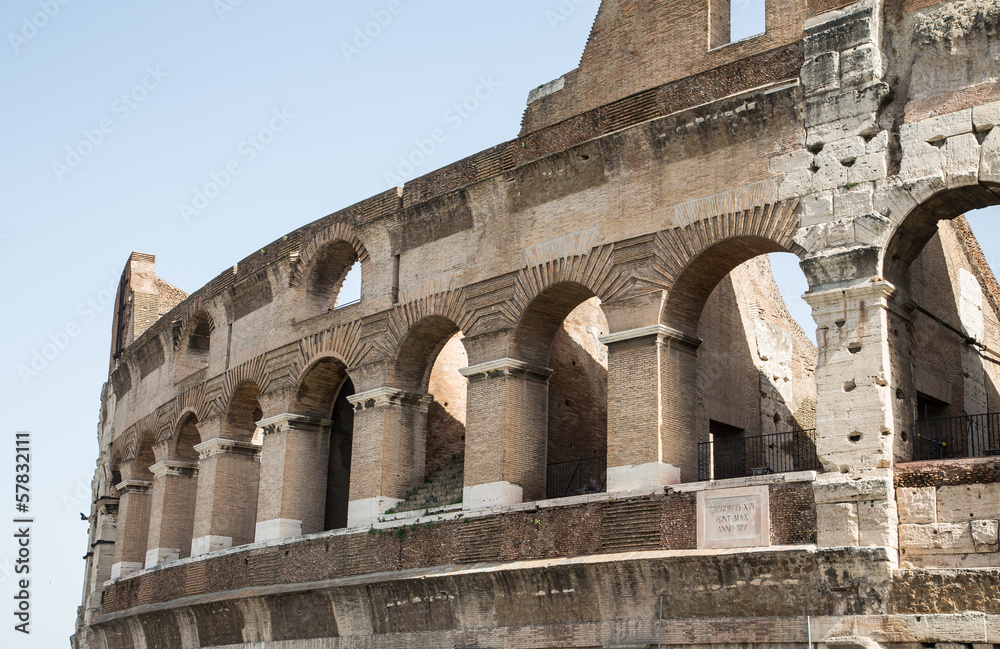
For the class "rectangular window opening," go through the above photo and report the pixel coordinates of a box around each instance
[709,0,766,49]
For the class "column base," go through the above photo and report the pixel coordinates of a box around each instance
[606,462,681,492]
[255,518,303,543]
[110,562,143,580]
[463,481,523,510]
[347,497,403,528]
[191,535,233,557]
[144,548,181,569]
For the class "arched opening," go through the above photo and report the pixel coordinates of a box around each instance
[176,312,212,379]
[884,188,1000,462]
[111,432,155,579]
[224,382,264,443]
[664,237,818,481]
[386,316,468,513]
[512,282,609,500]
[290,358,356,532]
[146,414,200,567]
[298,241,363,320]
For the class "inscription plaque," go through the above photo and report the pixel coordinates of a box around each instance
[696,485,770,549]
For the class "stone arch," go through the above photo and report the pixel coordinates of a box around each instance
[381,315,470,507]
[883,184,1000,288]
[289,356,356,531]
[662,235,803,334]
[510,281,610,498]
[174,310,213,379]
[293,224,371,320]
[171,412,202,462]
[223,381,264,443]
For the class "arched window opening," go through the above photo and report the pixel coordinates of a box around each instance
[299,241,362,320]
[901,203,1000,461]
[176,312,212,379]
[546,297,608,498]
[336,261,362,308]
[146,415,200,567]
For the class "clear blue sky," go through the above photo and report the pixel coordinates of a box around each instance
[1,2,997,646]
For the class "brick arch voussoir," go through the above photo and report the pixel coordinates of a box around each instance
[288,322,365,389]
[634,198,802,299]
[290,222,371,288]
[370,273,472,363]
[216,356,269,418]
[511,242,630,324]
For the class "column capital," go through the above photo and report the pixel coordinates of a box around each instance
[600,324,702,351]
[114,479,153,495]
[803,279,898,309]
[347,387,433,412]
[458,358,553,383]
[255,413,332,436]
[149,460,198,479]
[193,438,260,459]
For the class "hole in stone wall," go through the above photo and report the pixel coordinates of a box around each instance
[807,142,825,155]
[901,431,909,443]
[848,432,862,443]
[843,379,856,392]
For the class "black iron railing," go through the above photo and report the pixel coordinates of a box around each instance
[546,456,607,499]
[913,412,1000,461]
[698,429,820,481]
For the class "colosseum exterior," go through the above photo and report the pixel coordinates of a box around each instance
[75,1,1000,648]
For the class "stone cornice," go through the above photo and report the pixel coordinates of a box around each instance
[347,388,433,412]
[458,358,553,383]
[599,325,702,351]
[193,438,260,459]
[256,413,333,436]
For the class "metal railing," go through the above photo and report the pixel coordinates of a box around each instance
[913,412,1000,461]
[698,429,820,481]
[546,456,607,499]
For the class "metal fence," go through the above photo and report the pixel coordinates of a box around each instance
[913,412,1000,461]
[698,429,820,481]
[546,456,607,499]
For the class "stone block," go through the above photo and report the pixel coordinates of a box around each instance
[834,183,874,219]
[848,151,889,184]
[945,132,982,188]
[826,219,856,247]
[814,475,893,504]
[901,109,973,143]
[980,126,1000,184]
[896,487,936,524]
[865,130,889,155]
[853,212,891,246]
[803,51,841,97]
[899,137,945,186]
[973,100,1000,132]
[768,149,813,175]
[937,484,1000,522]
[778,169,815,201]
[858,498,898,548]
[841,44,877,88]
[800,190,834,227]
[804,14,873,57]
[899,522,976,554]
[971,519,999,552]
[818,502,859,547]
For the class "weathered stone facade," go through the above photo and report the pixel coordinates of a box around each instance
[75,1,1000,647]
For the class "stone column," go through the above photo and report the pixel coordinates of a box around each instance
[601,325,701,490]
[88,497,117,593]
[254,413,332,542]
[110,480,152,580]
[144,460,198,568]
[804,281,900,555]
[460,358,552,509]
[190,439,260,557]
[345,388,432,527]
